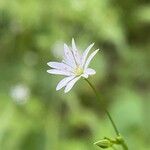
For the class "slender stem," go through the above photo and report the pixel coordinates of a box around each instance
[105,110,119,136]
[84,78,128,150]
[85,78,119,136]
[121,142,128,150]
[112,146,117,150]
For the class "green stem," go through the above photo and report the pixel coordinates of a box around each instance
[105,110,119,136]
[85,78,119,135]
[121,141,128,150]
[84,78,128,150]
[112,146,117,150]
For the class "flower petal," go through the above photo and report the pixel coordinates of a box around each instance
[81,43,94,67]
[72,38,77,52]
[63,44,76,68]
[64,76,81,93]
[72,38,81,65]
[84,49,99,70]
[47,62,73,72]
[56,76,75,91]
[47,69,73,76]
[85,68,96,75]
[81,74,88,78]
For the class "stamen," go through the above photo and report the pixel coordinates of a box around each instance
[74,66,83,76]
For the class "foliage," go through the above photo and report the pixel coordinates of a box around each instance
[0,0,150,149]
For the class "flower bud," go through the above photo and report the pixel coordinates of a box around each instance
[115,135,124,144]
[94,139,113,149]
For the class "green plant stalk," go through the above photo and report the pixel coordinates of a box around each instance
[84,78,128,150]
[121,141,128,150]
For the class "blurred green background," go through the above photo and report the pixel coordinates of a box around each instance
[0,0,150,150]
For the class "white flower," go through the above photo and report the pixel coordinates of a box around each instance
[47,38,99,93]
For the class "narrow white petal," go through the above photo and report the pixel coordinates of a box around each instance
[64,76,81,93]
[81,74,88,78]
[84,49,99,70]
[71,38,81,65]
[63,44,76,68]
[47,62,73,72]
[85,68,96,75]
[56,76,75,91]
[47,69,73,76]
[72,38,77,52]
[81,43,94,67]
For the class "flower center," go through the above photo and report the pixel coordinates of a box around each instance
[74,67,83,76]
